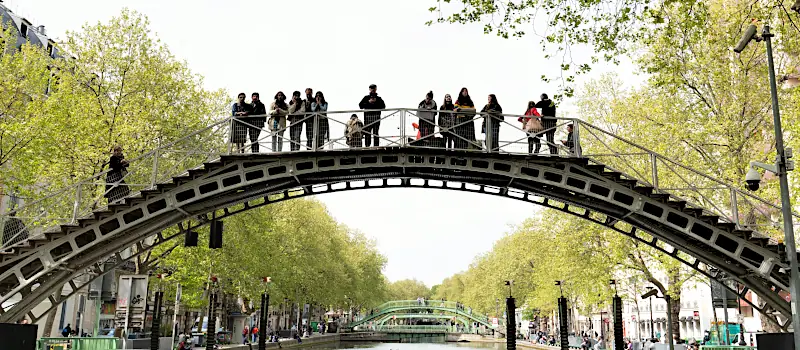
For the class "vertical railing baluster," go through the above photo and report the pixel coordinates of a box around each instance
[651,153,659,190]
[730,189,740,228]
[71,184,82,224]
[400,109,406,147]
[484,113,491,153]
[150,139,160,188]
[227,117,234,155]
[312,113,319,150]
[574,120,582,158]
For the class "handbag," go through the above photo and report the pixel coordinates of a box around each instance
[525,117,544,133]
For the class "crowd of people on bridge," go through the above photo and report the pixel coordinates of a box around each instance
[100,85,574,204]
[228,84,576,155]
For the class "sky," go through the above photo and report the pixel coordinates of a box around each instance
[7,0,640,287]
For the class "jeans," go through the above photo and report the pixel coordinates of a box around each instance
[272,131,285,152]
[289,121,303,151]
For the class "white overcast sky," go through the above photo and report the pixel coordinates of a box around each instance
[10,0,640,287]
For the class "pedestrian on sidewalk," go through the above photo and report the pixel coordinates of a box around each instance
[242,325,249,344]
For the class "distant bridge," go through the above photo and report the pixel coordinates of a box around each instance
[346,300,497,334]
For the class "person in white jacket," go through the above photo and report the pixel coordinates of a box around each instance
[269,91,289,152]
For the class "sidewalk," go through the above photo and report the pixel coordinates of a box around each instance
[197,333,337,349]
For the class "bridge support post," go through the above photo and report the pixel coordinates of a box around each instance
[205,292,218,350]
[612,296,623,350]
[506,297,516,350]
[150,291,163,350]
[558,297,569,350]
[259,292,269,350]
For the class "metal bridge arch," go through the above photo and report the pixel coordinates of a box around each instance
[347,300,495,330]
[0,145,794,329]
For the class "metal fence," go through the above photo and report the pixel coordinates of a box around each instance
[37,337,120,350]
[1,108,796,254]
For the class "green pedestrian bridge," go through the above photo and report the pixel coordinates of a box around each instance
[346,300,500,334]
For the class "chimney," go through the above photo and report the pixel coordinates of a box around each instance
[37,25,45,35]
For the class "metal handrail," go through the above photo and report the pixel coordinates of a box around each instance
[1,108,794,253]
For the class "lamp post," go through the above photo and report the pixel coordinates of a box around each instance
[641,287,674,350]
[643,287,655,339]
[735,22,800,350]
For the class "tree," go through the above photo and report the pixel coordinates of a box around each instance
[0,26,53,173]
[156,199,389,318]
[427,0,800,98]
[573,0,800,331]
[386,279,432,301]
[3,9,227,207]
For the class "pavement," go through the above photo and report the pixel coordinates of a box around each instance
[191,333,332,349]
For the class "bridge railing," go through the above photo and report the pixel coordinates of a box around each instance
[356,300,493,325]
[1,108,795,253]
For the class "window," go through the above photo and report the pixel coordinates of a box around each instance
[20,22,28,38]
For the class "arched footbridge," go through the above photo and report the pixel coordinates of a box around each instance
[0,108,797,331]
[346,300,496,332]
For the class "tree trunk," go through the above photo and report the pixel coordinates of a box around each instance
[42,307,57,337]
[670,295,681,341]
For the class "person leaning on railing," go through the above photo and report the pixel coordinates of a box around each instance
[269,91,289,152]
[311,91,329,149]
[535,93,558,155]
[105,146,130,203]
[454,87,477,149]
[439,94,456,149]
[288,91,305,151]
[231,92,253,152]
[417,91,438,143]
[521,101,543,154]
[480,94,503,152]
[250,92,267,153]
[359,84,386,147]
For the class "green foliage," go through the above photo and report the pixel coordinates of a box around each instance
[427,0,668,97]
[2,9,228,199]
[156,199,388,311]
[386,279,432,301]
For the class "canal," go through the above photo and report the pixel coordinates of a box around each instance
[300,342,509,350]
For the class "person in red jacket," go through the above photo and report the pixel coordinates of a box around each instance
[242,325,249,344]
[251,325,259,343]
[519,101,542,154]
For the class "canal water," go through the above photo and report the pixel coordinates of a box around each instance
[301,342,508,350]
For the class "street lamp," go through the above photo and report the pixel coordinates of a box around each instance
[735,22,800,350]
[641,287,656,340]
[641,287,674,350]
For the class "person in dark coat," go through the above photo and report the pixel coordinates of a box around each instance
[288,91,305,151]
[303,88,315,150]
[249,92,267,153]
[480,94,503,152]
[416,91,437,143]
[105,145,130,203]
[439,94,456,149]
[358,84,386,147]
[535,93,557,155]
[454,87,477,149]
[561,123,576,154]
[231,92,253,153]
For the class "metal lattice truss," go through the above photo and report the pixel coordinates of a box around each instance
[0,109,796,329]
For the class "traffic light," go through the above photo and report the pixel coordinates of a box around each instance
[209,220,223,249]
